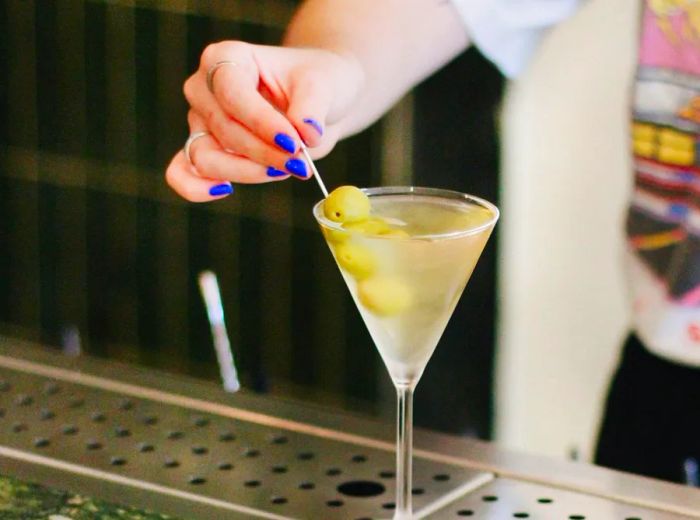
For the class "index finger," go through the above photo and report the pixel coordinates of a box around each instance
[202,44,301,156]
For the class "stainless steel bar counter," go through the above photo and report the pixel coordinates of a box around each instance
[0,336,697,519]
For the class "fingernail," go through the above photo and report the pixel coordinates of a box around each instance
[209,183,233,196]
[285,158,308,178]
[266,166,287,178]
[303,118,324,136]
[274,133,296,154]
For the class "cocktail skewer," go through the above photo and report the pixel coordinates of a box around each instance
[300,143,328,198]
[198,270,240,393]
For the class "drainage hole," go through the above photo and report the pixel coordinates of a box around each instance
[15,394,33,406]
[243,448,260,458]
[0,409,4,418]
[271,496,287,505]
[379,470,395,479]
[192,446,208,455]
[68,398,85,409]
[337,480,385,497]
[61,425,78,435]
[0,381,11,392]
[351,454,367,463]
[412,488,425,496]
[382,502,396,510]
[188,476,206,485]
[270,434,288,445]
[272,465,287,474]
[326,468,342,476]
[217,462,233,471]
[167,430,184,440]
[142,415,158,426]
[434,473,451,482]
[33,437,50,448]
[192,416,209,427]
[244,480,261,488]
[299,482,315,490]
[40,409,55,420]
[118,399,134,411]
[91,412,106,423]
[163,458,180,468]
[569,516,586,520]
[457,511,474,517]
[110,456,127,466]
[138,443,155,453]
[537,498,554,504]
[625,518,643,520]
[326,500,343,507]
[482,496,498,502]
[114,427,131,438]
[11,422,27,433]
[43,382,60,395]
[514,514,530,518]
[218,431,235,442]
[86,440,103,450]
[297,451,314,461]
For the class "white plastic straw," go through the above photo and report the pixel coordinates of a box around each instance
[198,271,240,393]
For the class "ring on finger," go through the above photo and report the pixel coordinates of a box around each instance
[184,131,210,167]
[206,61,238,94]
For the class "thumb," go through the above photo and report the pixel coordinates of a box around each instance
[286,67,333,149]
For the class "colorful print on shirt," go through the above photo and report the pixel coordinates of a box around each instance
[630,0,700,305]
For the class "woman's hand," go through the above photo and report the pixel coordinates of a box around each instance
[165,41,364,202]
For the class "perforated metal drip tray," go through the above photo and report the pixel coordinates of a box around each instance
[0,345,696,520]
[0,354,490,519]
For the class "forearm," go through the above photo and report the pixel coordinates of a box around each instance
[283,0,470,137]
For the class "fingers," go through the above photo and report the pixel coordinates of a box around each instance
[185,110,296,183]
[201,43,303,155]
[165,150,234,203]
[286,66,333,148]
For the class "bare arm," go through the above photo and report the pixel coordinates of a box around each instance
[284,0,470,137]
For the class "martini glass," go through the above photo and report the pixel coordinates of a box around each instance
[313,187,498,519]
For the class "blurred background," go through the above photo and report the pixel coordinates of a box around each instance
[0,0,503,442]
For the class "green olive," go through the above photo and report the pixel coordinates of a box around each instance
[379,228,410,239]
[322,225,350,244]
[334,242,376,280]
[357,276,412,316]
[324,186,370,223]
[344,218,391,236]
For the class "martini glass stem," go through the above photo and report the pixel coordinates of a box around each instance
[395,383,414,519]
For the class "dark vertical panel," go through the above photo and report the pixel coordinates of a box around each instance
[3,1,40,334]
[34,1,60,344]
[52,1,88,348]
[0,0,7,146]
[155,10,189,367]
[134,7,160,360]
[412,50,503,438]
[84,1,107,356]
[0,1,10,321]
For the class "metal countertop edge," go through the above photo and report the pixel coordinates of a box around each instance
[0,337,698,518]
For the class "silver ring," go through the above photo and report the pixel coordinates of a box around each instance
[184,131,210,165]
[206,60,237,94]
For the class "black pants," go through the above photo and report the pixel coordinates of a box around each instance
[595,334,700,483]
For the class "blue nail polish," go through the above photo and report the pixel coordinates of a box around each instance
[303,118,324,136]
[209,183,233,196]
[267,166,287,178]
[274,133,296,154]
[285,158,308,178]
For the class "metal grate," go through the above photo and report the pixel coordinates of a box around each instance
[0,365,492,519]
[427,478,695,519]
